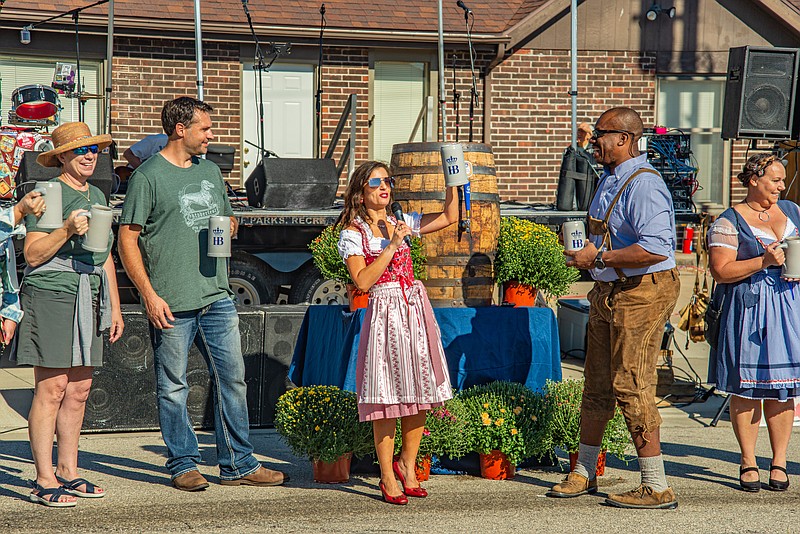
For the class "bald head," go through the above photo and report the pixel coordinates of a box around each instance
[601,107,644,140]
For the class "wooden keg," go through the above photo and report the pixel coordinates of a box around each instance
[391,142,500,307]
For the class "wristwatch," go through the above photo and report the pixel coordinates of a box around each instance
[594,251,606,270]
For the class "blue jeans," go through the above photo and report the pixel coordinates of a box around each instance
[150,296,260,480]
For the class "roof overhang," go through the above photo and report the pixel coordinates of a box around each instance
[751,0,800,39]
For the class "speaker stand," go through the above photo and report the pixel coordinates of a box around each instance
[709,394,730,427]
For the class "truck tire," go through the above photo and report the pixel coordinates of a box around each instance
[229,252,277,305]
[288,263,348,305]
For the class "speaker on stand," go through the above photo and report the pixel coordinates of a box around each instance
[722,46,800,141]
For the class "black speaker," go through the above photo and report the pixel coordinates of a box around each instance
[722,46,800,140]
[15,150,115,202]
[259,305,304,426]
[244,158,338,209]
[206,143,235,172]
[555,146,596,211]
[83,305,266,432]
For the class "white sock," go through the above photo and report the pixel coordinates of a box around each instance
[573,443,601,480]
[638,454,668,492]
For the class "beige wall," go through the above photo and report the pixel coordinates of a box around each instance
[521,0,798,73]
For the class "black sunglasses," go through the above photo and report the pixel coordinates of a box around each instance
[591,129,633,139]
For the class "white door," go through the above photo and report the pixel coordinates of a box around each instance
[241,64,314,176]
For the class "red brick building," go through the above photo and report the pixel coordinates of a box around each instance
[1,0,799,208]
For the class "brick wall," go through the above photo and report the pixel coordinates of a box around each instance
[113,38,242,182]
[490,49,656,204]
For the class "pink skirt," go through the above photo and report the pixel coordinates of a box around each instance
[356,280,453,422]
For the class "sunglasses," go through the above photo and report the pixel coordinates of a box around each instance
[367,177,394,188]
[73,145,100,155]
[591,129,633,139]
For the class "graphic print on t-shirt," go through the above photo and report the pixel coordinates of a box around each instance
[179,179,220,232]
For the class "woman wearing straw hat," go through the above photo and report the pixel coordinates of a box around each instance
[16,122,124,507]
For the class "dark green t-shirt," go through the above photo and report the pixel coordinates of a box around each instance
[24,178,111,293]
[119,153,234,313]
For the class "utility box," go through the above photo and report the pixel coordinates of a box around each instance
[557,298,590,359]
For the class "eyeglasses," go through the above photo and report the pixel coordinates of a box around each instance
[73,145,99,155]
[591,129,633,139]
[367,177,394,188]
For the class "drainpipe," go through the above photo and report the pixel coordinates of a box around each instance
[482,42,507,146]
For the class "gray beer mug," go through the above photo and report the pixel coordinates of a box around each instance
[82,204,113,253]
[208,216,231,258]
[35,182,63,229]
[562,220,586,253]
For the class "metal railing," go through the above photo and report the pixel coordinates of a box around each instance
[324,93,357,178]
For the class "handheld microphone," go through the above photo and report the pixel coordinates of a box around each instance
[456,0,471,13]
[320,3,325,15]
[390,202,412,247]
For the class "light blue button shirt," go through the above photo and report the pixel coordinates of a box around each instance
[0,206,26,323]
[588,154,676,282]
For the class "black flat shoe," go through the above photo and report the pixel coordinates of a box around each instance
[739,466,760,492]
[768,465,790,491]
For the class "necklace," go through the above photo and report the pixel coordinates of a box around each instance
[744,200,770,222]
[59,175,92,204]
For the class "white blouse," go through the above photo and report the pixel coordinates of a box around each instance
[338,212,422,260]
[708,216,798,251]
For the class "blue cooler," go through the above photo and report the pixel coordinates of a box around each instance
[557,298,590,359]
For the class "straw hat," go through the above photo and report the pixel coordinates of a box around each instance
[578,122,593,135]
[36,122,113,167]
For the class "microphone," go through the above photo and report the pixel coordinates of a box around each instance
[390,202,412,247]
[456,0,471,13]
[320,3,325,15]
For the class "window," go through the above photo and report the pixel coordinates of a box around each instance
[0,57,102,134]
[372,61,427,162]
[657,78,728,207]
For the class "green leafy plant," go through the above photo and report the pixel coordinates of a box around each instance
[495,216,580,298]
[459,381,552,461]
[309,224,427,284]
[393,397,472,461]
[459,388,527,466]
[274,385,373,463]
[543,378,632,461]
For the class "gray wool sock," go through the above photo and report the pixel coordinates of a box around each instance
[638,454,669,492]
[573,443,602,480]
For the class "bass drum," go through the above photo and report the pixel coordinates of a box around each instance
[11,84,59,120]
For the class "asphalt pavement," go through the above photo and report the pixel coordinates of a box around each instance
[2,265,800,533]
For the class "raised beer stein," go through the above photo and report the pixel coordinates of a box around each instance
[82,204,113,253]
[440,143,470,187]
[208,216,231,258]
[34,181,63,229]
[562,220,586,253]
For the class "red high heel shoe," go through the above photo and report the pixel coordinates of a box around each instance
[379,481,408,505]
[393,460,428,498]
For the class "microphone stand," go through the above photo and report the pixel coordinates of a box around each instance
[462,8,478,143]
[451,54,461,143]
[315,4,326,158]
[241,0,268,163]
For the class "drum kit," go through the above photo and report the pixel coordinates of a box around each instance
[7,63,104,129]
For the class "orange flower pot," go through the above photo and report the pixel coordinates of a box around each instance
[502,281,538,307]
[568,450,607,476]
[346,284,369,311]
[312,452,352,483]
[415,455,431,482]
[479,450,515,480]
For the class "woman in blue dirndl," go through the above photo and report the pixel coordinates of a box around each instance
[708,154,800,493]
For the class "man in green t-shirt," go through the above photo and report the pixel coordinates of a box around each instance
[118,97,288,492]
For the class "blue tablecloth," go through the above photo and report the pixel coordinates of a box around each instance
[289,305,561,393]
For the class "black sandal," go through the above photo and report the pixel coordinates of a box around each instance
[768,465,790,491]
[739,466,760,492]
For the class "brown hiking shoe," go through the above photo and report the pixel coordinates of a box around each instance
[220,466,289,487]
[172,470,209,492]
[547,472,598,498]
[605,484,678,509]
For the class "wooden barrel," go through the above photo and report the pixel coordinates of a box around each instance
[391,142,500,307]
